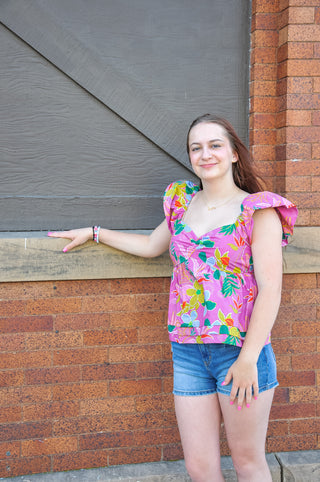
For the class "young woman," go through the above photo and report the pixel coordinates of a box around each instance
[48,114,298,481]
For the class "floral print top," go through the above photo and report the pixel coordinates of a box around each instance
[164,181,298,346]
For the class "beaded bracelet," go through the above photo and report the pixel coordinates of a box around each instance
[93,225,100,244]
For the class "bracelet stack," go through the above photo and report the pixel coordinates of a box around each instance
[92,226,100,243]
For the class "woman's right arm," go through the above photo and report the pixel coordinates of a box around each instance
[48,219,171,258]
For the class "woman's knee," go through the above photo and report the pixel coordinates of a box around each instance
[184,454,223,482]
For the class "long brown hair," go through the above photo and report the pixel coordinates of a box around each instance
[187,114,264,193]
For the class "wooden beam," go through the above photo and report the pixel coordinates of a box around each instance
[0,0,192,170]
[0,227,318,282]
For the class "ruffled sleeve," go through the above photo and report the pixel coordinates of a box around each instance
[163,181,199,234]
[241,191,298,247]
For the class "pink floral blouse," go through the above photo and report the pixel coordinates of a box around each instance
[164,181,298,346]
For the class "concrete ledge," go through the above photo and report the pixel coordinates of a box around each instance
[2,453,283,481]
[0,226,319,282]
[276,450,320,481]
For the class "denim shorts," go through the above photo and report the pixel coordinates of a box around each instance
[171,342,278,396]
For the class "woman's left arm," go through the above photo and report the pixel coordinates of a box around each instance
[223,207,283,408]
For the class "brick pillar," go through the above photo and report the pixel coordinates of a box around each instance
[277,0,320,225]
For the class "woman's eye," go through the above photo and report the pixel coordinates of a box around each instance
[211,144,220,149]
[191,147,200,152]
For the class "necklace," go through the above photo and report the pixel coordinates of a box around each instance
[202,191,238,211]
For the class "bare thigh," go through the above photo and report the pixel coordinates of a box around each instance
[174,394,223,474]
[219,389,274,464]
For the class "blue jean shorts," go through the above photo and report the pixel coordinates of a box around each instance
[171,342,278,396]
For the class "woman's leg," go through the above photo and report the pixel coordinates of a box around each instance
[218,388,274,482]
[174,393,225,482]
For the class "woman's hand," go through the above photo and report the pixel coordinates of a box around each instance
[48,227,92,252]
[222,356,259,410]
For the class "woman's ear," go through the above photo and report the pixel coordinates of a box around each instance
[232,151,239,163]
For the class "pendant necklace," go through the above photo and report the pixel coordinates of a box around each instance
[202,191,238,211]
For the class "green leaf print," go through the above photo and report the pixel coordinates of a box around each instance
[219,325,229,335]
[225,335,239,346]
[198,251,207,263]
[221,274,240,298]
[174,220,185,235]
[204,319,211,326]
[213,270,221,280]
[168,325,175,332]
[219,224,237,236]
[205,300,216,310]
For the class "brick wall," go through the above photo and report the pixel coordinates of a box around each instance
[0,0,319,478]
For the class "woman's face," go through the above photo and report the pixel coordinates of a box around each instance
[188,122,238,183]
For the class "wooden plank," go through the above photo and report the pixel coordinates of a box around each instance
[0,0,192,169]
[0,227,318,283]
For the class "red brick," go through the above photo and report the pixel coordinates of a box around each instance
[278,370,315,387]
[108,446,162,467]
[282,273,317,290]
[288,7,315,24]
[133,427,180,446]
[80,397,135,416]
[252,1,279,14]
[0,351,51,370]
[23,401,79,421]
[267,420,289,437]
[21,436,77,457]
[52,279,110,297]
[109,379,162,397]
[82,294,135,313]
[163,443,184,461]
[276,354,292,371]
[286,175,311,191]
[287,24,320,42]
[0,316,53,333]
[135,393,174,413]
[83,328,138,346]
[250,81,277,97]
[79,431,134,450]
[286,77,313,93]
[109,277,166,294]
[25,332,83,350]
[0,421,52,442]
[82,363,135,381]
[53,347,108,366]
[109,311,164,329]
[250,97,278,114]
[270,402,316,419]
[25,366,81,385]
[267,434,316,453]
[292,353,320,370]
[274,387,289,404]
[54,313,110,331]
[53,450,109,472]
[289,418,320,435]
[286,159,320,176]
[251,64,277,82]
[52,381,109,401]
[109,344,163,363]
[138,326,168,344]
[0,441,20,459]
[136,360,173,378]
[286,93,320,110]
[0,386,51,407]
[250,129,277,145]
[0,370,24,387]
[291,321,319,337]
[289,386,319,403]
[290,287,320,303]
[0,301,25,318]
[135,294,169,311]
[252,31,278,49]
[0,456,51,478]
[0,406,21,424]
[251,47,277,64]
[273,337,316,355]
[0,334,25,352]
[25,297,81,315]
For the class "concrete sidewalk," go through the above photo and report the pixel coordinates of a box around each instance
[2,450,319,481]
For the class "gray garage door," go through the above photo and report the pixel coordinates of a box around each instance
[0,0,251,231]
